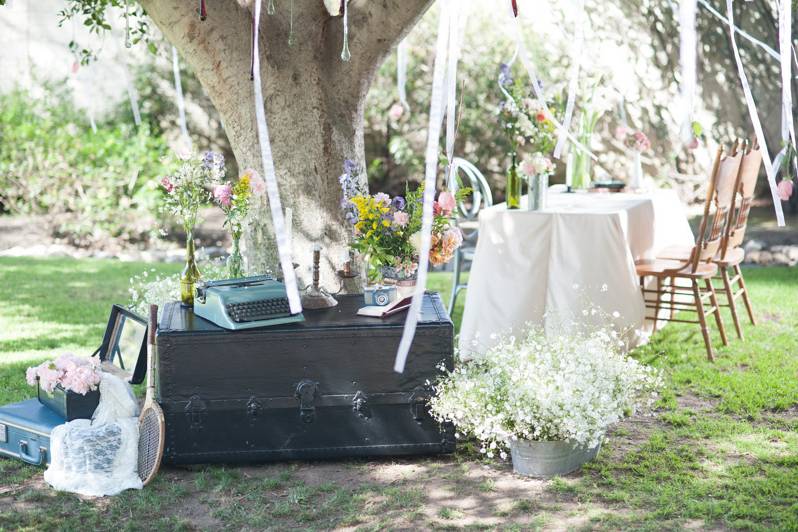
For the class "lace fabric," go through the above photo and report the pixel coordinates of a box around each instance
[43,372,143,497]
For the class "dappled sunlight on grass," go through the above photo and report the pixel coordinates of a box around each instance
[0,257,796,529]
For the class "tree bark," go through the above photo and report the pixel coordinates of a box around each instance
[139,0,433,285]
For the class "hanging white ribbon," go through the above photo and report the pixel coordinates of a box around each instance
[397,39,410,111]
[252,0,303,313]
[678,0,697,143]
[773,0,796,178]
[553,0,585,159]
[697,0,780,60]
[444,2,468,165]
[122,61,141,127]
[171,46,191,146]
[394,0,453,374]
[725,0,785,226]
[509,4,597,160]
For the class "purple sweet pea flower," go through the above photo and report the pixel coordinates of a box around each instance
[499,63,513,87]
[343,159,358,176]
[391,196,406,211]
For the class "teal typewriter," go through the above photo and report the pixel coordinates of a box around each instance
[194,275,305,330]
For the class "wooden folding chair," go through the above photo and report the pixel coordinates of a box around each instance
[635,146,742,361]
[657,140,761,339]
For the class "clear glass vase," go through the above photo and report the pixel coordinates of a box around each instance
[506,153,522,209]
[227,231,244,279]
[180,229,202,306]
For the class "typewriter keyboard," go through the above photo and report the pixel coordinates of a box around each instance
[226,298,291,323]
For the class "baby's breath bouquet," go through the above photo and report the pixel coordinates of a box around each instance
[430,317,661,460]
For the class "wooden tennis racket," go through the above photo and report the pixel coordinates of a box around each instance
[138,304,165,486]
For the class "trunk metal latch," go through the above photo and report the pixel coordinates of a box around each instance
[352,391,371,419]
[295,380,318,423]
[185,394,207,429]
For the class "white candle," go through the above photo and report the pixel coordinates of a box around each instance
[566,152,574,188]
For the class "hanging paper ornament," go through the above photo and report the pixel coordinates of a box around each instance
[322,0,340,16]
[199,0,207,21]
[340,0,351,61]
[511,0,518,18]
[267,0,275,16]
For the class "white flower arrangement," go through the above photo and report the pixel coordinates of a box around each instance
[128,252,239,316]
[429,319,662,457]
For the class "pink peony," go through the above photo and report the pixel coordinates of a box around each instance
[393,211,410,227]
[214,183,233,207]
[438,191,456,216]
[160,177,175,193]
[388,103,404,121]
[247,169,266,196]
[777,179,794,201]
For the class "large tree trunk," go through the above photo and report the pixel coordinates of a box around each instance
[139,0,433,284]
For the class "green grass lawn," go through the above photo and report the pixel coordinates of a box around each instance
[0,256,796,531]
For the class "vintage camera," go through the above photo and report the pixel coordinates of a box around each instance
[363,285,397,307]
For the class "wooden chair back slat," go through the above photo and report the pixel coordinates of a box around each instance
[691,147,742,271]
[726,146,762,250]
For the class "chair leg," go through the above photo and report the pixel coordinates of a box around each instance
[720,267,743,340]
[668,276,676,320]
[735,264,756,326]
[693,279,715,362]
[705,278,728,346]
[448,250,462,316]
[652,276,662,333]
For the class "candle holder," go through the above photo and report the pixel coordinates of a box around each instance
[301,245,338,309]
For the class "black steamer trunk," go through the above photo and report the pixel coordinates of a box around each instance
[156,293,455,464]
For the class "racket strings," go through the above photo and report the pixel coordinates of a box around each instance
[138,408,163,481]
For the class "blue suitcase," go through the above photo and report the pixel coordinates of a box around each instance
[0,399,66,466]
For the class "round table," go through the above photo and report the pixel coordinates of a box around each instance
[458,189,695,355]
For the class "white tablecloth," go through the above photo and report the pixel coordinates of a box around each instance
[458,190,694,354]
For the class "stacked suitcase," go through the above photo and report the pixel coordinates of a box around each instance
[0,306,148,467]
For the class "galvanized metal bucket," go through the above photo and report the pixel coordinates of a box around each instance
[510,438,601,478]
[526,174,549,211]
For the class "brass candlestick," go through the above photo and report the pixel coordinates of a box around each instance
[301,245,338,309]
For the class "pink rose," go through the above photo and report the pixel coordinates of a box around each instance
[433,201,443,216]
[248,170,266,197]
[777,179,794,201]
[393,211,410,227]
[160,177,175,193]
[388,103,404,121]
[438,191,456,216]
[519,158,537,178]
[214,183,233,207]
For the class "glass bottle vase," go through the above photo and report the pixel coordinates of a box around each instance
[506,153,522,209]
[180,229,202,306]
[227,230,244,279]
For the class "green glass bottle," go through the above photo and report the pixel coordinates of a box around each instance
[180,229,202,306]
[506,153,521,209]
